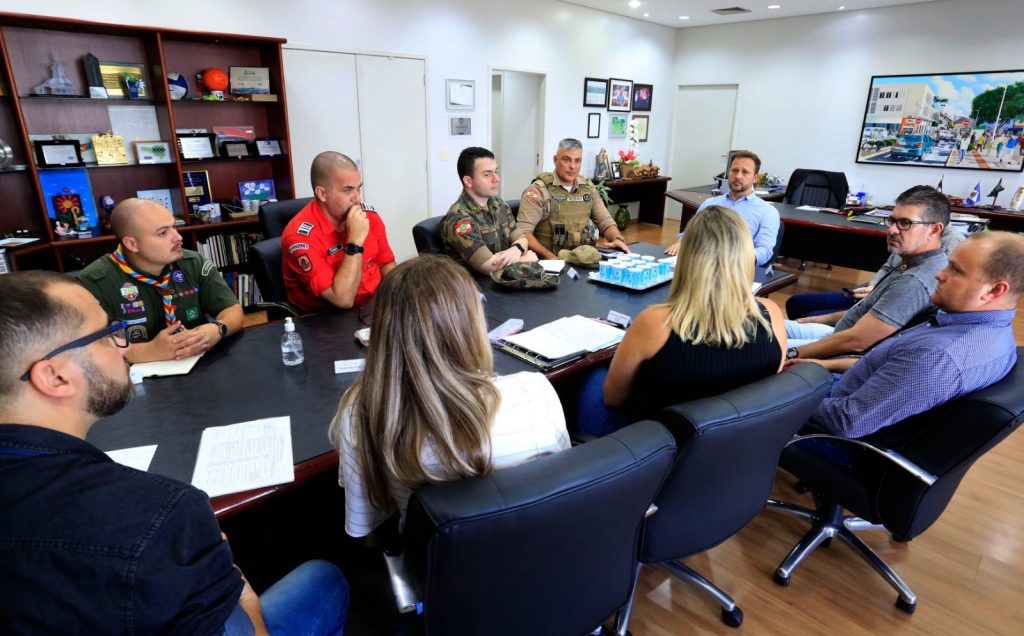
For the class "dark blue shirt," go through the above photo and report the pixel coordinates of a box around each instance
[0,424,242,635]
[812,309,1017,438]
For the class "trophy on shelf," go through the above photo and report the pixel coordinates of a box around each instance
[33,57,77,96]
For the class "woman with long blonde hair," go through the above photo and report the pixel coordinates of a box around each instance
[577,206,786,436]
[330,255,569,537]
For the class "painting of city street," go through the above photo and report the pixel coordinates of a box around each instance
[856,70,1024,172]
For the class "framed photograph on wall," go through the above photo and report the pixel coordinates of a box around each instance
[633,84,653,111]
[632,115,650,142]
[587,113,601,138]
[855,69,1024,172]
[584,77,608,107]
[609,114,628,138]
[446,79,475,110]
[608,78,633,112]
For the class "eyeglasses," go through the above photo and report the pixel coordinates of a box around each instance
[883,216,934,231]
[20,320,129,381]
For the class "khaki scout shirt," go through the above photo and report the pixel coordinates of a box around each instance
[78,249,239,344]
[441,191,525,270]
[516,172,615,247]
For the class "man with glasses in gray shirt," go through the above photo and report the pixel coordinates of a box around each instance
[784,185,949,361]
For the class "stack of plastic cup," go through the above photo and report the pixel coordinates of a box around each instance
[599,260,612,280]
[611,262,626,283]
[627,266,643,287]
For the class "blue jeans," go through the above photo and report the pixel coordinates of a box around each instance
[223,560,349,636]
[576,367,632,437]
[785,292,855,320]
[785,320,835,350]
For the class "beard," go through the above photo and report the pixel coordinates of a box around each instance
[78,355,135,418]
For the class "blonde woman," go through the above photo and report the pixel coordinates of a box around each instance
[577,206,787,436]
[330,255,569,538]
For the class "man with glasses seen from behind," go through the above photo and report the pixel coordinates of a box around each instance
[784,185,950,361]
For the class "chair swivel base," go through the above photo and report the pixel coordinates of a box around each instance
[655,560,744,628]
[766,499,917,613]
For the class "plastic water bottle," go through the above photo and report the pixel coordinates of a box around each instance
[281,317,304,366]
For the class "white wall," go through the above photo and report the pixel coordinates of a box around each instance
[672,0,1024,205]
[9,0,677,219]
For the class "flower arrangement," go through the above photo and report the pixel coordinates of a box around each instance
[618,149,639,166]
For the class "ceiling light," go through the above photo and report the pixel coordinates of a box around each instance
[643,12,650,17]
[628,0,641,9]
[838,5,845,9]
[678,15,690,20]
[768,4,781,8]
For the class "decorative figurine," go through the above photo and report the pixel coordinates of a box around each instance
[33,58,77,96]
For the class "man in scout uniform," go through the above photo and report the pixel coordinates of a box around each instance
[441,146,537,274]
[517,138,630,260]
[78,198,243,363]
[282,151,397,312]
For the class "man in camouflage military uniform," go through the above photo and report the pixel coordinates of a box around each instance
[441,147,537,274]
[517,138,631,260]
[78,199,243,363]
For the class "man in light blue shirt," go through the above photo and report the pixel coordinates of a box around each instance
[665,149,780,266]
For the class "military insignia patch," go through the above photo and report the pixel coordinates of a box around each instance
[186,307,200,321]
[455,221,473,237]
[583,193,592,202]
[297,222,314,236]
[327,244,343,255]
[298,255,312,272]
[288,242,309,254]
[120,283,139,301]
[525,189,539,200]
[172,270,186,284]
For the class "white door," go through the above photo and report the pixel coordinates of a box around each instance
[356,55,428,262]
[667,84,738,219]
[493,70,545,201]
[282,48,362,197]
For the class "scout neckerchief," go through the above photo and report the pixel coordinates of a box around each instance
[109,245,177,326]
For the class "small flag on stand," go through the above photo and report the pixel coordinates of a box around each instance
[988,178,1005,206]
[965,181,982,206]
[936,176,944,193]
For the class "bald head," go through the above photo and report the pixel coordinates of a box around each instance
[110,198,167,239]
[972,231,1024,299]
[310,152,359,191]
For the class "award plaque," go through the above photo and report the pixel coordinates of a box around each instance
[222,141,253,158]
[255,139,282,157]
[177,133,217,160]
[34,140,85,167]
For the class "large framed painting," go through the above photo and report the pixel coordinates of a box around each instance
[856,70,1024,172]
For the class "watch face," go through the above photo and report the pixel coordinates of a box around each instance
[345,242,364,255]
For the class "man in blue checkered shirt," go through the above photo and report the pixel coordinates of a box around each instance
[797,231,1021,438]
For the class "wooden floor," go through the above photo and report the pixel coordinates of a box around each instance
[618,220,1024,635]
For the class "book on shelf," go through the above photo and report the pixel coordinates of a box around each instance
[196,232,264,268]
[221,271,263,307]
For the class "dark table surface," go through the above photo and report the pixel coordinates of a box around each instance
[87,242,796,515]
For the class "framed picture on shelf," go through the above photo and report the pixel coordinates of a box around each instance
[38,168,98,226]
[221,141,254,158]
[134,141,173,164]
[611,163,622,179]
[98,61,148,99]
[594,153,611,181]
[33,140,85,167]
[255,139,283,156]
[632,115,650,142]
[30,134,97,164]
[91,133,128,165]
[609,114,628,138]
[183,171,212,212]
[584,77,609,107]
[587,113,601,139]
[177,133,217,160]
[228,67,271,95]
[136,188,175,213]
[608,78,633,112]
[239,179,276,201]
[633,84,653,111]
[446,79,475,110]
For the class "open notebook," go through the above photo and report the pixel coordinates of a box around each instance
[496,315,624,370]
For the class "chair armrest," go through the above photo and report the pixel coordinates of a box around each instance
[786,433,937,486]
[383,553,422,615]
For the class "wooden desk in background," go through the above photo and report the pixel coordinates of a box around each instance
[666,184,786,230]
[604,176,672,225]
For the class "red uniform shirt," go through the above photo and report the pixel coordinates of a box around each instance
[281,199,395,313]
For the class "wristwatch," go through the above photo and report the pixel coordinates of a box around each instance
[213,320,228,339]
[345,242,364,255]
[512,243,525,254]
[786,347,800,360]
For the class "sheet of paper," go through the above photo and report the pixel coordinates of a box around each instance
[130,354,202,378]
[335,359,366,374]
[502,315,624,359]
[106,444,157,472]
[538,259,565,273]
[108,105,160,163]
[191,416,294,498]
[0,237,39,247]
[795,205,820,211]
[751,282,763,294]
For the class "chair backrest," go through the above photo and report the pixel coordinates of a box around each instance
[784,169,849,209]
[412,215,445,255]
[771,215,786,263]
[869,347,1024,539]
[507,198,520,220]
[258,197,313,238]
[248,238,289,306]
[640,363,831,563]
[401,421,676,636]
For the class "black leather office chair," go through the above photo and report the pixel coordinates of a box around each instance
[784,169,849,209]
[767,348,1024,613]
[386,420,676,636]
[614,363,831,631]
[507,198,520,220]
[412,216,445,255]
[258,197,313,238]
[248,238,299,318]
[770,217,785,264]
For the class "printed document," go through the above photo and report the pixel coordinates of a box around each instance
[106,444,158,472]
[191,416,294,498]
[501,315,624,359]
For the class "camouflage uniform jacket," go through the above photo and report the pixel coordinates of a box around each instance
[441,191,525,270]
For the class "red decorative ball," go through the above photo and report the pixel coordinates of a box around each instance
[201,68,229,92]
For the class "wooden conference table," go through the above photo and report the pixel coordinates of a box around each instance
[87,243,796,518]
